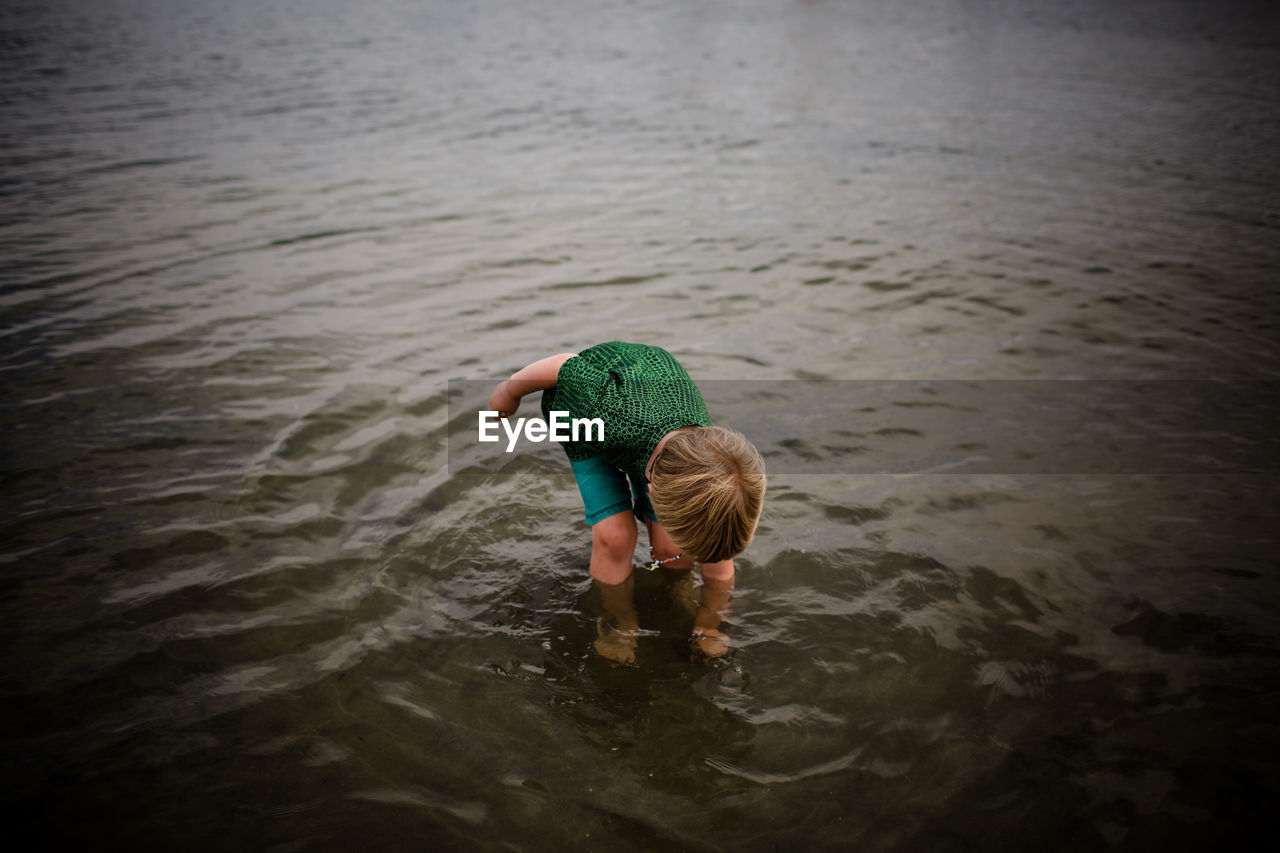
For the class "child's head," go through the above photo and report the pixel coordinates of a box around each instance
[649,426,765,563]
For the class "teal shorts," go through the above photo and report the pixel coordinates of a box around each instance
[569,455,657,526]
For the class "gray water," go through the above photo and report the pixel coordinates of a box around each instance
[3,0,1279,849]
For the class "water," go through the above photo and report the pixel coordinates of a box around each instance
[2,0,1279,848]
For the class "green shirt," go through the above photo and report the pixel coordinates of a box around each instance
[540,341,712,477]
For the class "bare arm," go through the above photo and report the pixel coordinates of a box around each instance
[488,352,577,418]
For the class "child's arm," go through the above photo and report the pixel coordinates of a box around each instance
[488,352,577,418]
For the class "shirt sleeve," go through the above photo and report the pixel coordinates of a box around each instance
[547,354,606,420]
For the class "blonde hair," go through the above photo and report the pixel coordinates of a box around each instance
[649,426,765,563]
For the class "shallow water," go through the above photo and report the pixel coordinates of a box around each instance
[2,0,1279,849]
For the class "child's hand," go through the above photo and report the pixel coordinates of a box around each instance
[488,380,520,419]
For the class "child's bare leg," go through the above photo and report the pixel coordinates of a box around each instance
[591,511,639,664]
[644,518,697,615]
[692,573,734,658]
[645,519,733,657]
[593,572,639,665]
[590,511,638,585]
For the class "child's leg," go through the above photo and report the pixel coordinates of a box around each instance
[568,457,643,583]
[589,510,638,585]
[643,517,733,659]
[591,510,640,664]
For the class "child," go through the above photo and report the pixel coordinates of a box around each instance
[487,342,765,662]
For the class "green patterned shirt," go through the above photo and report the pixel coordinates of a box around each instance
[540,342,712,477]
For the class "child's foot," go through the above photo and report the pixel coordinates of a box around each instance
[691,627,729,660]
[594,619,638,665]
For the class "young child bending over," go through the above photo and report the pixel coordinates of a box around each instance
[487,341,765,663]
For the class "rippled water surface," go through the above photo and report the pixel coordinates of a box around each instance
[3,0,1279,849]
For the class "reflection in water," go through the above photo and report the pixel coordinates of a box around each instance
[1,0,1279,848]
[556,577,759,808]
